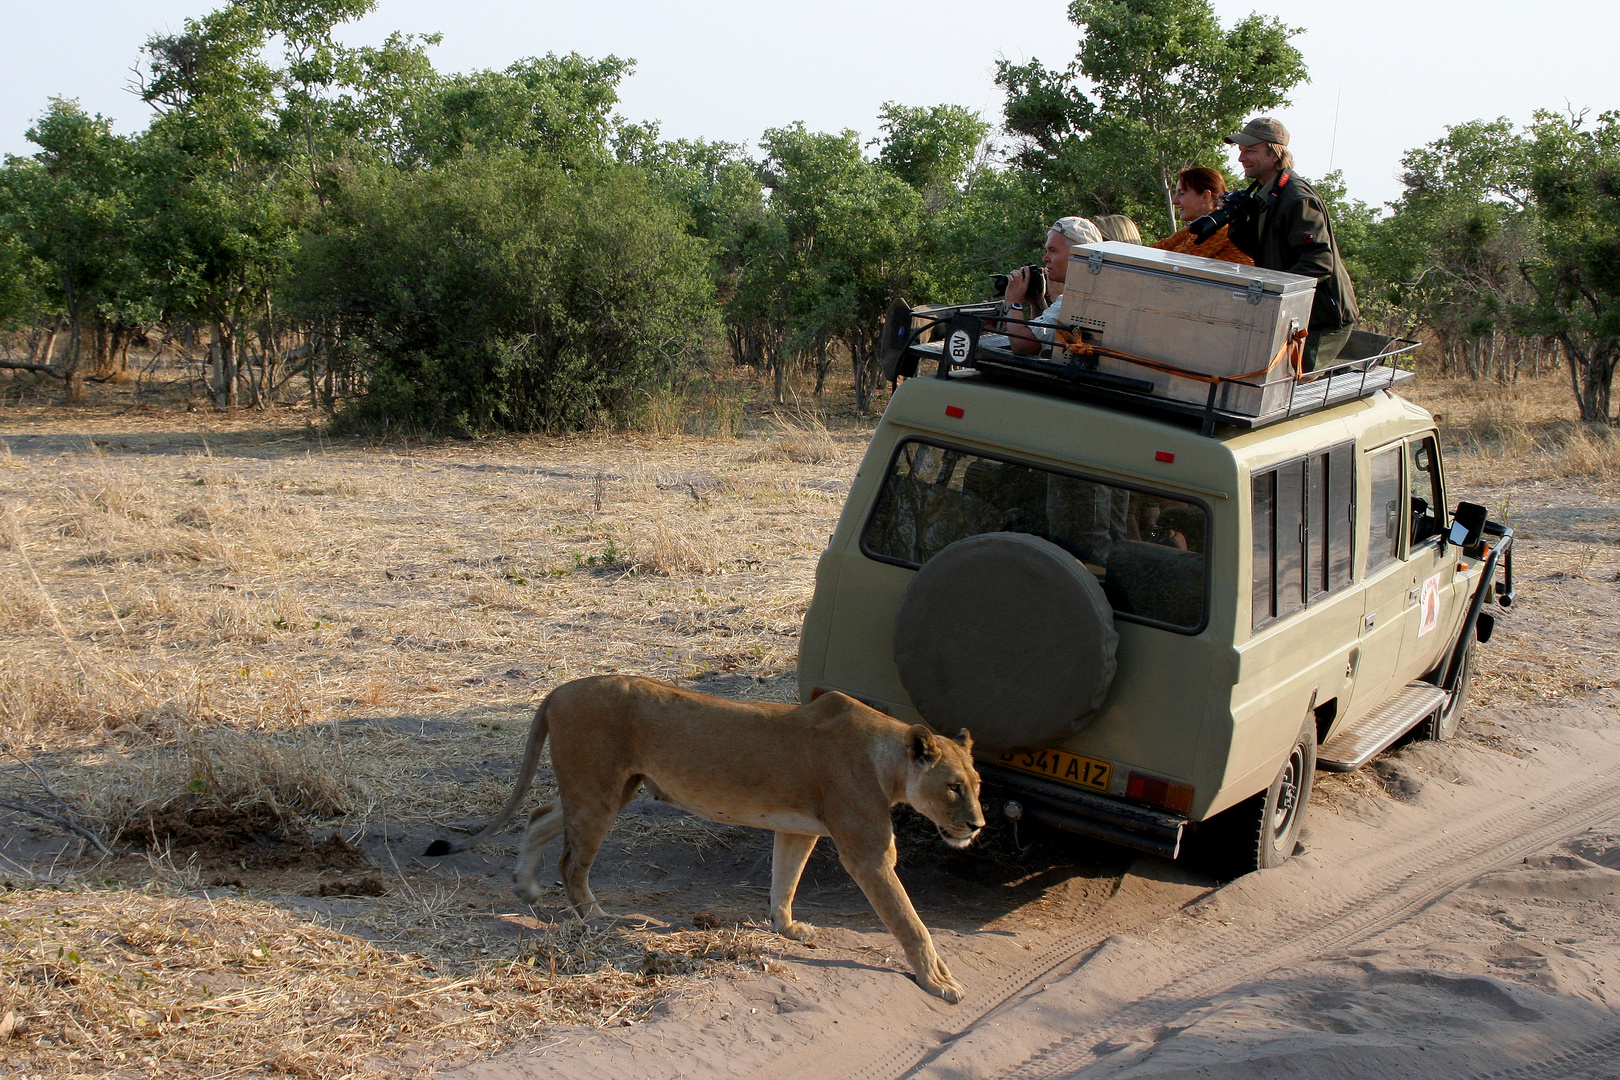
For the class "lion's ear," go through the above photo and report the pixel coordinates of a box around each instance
[956,728,973,752]
[907,725,942,765]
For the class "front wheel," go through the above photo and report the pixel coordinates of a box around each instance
[1415,640,1475,742]
[1194,722,1315,879]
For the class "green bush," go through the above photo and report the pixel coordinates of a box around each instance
[291,152,716,433]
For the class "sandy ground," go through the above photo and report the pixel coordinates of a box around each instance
[0,377,1616,1079]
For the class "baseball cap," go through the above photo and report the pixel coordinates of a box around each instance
[1224,117,1290,147]
[1051,216,1103,246]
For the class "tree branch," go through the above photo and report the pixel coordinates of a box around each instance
[0,799,113,856]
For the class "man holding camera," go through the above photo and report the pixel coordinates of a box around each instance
[1002,216,1104,356]
[1219,118,1359,372]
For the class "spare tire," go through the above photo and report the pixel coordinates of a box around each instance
[893,532,1117,752]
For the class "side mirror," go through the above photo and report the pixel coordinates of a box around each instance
[1447,501,1488,549]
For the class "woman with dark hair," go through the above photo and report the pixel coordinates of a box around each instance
[1151,167,1254,265]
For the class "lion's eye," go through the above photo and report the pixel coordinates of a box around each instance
[948,784,962,797]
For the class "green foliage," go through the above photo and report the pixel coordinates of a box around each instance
[0,100,151,369]
[997,0,1306,236]
[1518,110,1620,420]
[404,53,634,170]
[288,152,715,433]
[876,103,989,196]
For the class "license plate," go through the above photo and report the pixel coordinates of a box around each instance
[996,748,1112,792]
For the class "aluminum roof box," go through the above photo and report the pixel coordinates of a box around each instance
[1059,241,1319,416]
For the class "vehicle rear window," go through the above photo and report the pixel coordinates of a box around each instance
[861,441,1208,632]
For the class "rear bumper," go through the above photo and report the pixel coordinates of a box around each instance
[977,762,1187,859]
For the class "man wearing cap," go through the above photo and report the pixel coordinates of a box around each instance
[1003,216,1104,356]
[1223,117,1359,371]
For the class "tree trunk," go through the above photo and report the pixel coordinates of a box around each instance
[90,316,113,379]
[1160,164,1178,237]
[1561,333,1618,423]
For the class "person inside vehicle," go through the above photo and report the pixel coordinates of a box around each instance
[1223,118,1360,371]
[1095,214,1143,245]
[1151,167,1254,265]
[1001,216,1103,356]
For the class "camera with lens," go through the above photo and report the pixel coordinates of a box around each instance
[992,265,1046,306]
[1189,188,1258,243]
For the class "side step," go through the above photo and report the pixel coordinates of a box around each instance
[1317,683,1449,771]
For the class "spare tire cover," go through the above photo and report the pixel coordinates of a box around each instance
[893,532,1117,752]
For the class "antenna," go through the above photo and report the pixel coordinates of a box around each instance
[1328,87,1342,174]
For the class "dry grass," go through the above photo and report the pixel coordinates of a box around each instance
[0,385,861,1074]
[0,885,781,1079]
[1405,370,1620,482]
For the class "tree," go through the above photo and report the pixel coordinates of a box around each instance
[401,53,634,170]
[875,103,989,198]
[0,100,146,394]
[288,152,715,433]
[1363,119,1537,377]
[1519,109,1620,422]
[997,0,1306,235]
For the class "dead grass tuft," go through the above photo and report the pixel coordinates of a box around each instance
[623,518,734,575]
[0,886,780,1079]
[745,414,841,465]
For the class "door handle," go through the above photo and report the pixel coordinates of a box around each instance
[1408,586,1421,605]
[1363,613,1377,631]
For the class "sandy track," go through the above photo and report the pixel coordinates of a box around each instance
[912,725,1620,1080]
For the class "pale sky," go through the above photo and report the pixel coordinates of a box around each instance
[2,0,1613,212]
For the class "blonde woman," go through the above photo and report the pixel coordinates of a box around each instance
[1095,214,1143,245]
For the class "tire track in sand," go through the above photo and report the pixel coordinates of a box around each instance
[911,749,1620,1080]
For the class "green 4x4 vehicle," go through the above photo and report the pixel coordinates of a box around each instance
[798,286,1515,877]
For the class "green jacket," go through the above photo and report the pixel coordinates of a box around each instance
[1228,172,1360,333]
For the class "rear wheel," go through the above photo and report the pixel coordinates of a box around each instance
[1415,640,1474,742]
[1196,721,1315,878]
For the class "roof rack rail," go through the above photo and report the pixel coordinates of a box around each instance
[885,304,1419,436]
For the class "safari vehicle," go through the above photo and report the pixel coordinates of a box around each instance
[796,243,1516,876]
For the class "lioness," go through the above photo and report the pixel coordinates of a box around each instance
[424,675,983,1002]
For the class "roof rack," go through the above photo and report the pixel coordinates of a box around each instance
[888,304,1419,436]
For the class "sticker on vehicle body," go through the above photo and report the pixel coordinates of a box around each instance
[1418,572,1443,637]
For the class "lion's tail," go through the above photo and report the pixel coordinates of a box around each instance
[423,690,554,857]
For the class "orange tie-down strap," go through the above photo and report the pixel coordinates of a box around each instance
[1057,326,1310,386]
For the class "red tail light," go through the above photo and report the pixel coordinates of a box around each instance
[1126,772,1194,814]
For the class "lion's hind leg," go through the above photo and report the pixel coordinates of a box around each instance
[513,801,565,905]
[553,775,640,920]
[770,832,819,941]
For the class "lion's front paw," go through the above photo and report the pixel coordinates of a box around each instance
[513,878,546,905]
[773,919,816,942]
[918,964,965,1004]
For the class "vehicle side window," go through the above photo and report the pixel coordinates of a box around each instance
[862,440,1209,633]
[1408,436,1445,546]
[1367,446,1403,573]
[1251,443,1354,630]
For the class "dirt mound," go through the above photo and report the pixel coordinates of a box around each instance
[133,801,369,872]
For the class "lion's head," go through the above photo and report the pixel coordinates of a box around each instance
[905,726,984,849]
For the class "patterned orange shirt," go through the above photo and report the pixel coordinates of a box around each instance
[1151,225,1254,266]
